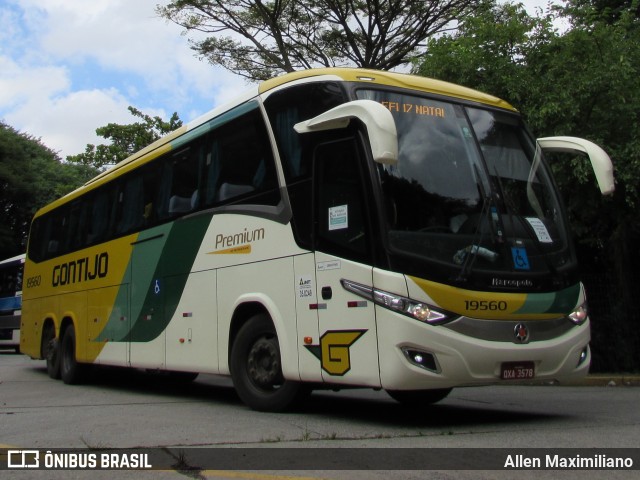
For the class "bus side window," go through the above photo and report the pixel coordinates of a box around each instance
[88,187,113,245]
[115,174,145,234]
[264,81,347,183]
[64,201,89,253]
[203,108,279,207]
[167,147,200,215]
[314,137,372,262]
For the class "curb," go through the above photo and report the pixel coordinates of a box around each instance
[565,374,640,387]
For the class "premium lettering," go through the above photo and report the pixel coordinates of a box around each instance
[215,227,265,249]
[52,252,108,287]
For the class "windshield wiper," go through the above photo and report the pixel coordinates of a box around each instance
[454,165,500,282]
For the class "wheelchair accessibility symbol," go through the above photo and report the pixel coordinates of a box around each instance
[511,247,530,270]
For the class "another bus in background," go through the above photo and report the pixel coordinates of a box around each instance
[0,254,25,352]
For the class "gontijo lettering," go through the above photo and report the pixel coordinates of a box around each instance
[52,252,108,287]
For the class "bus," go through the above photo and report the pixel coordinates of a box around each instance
[20,68,614,411]
[0,254,25,352]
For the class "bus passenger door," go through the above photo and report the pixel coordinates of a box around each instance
[311,136,381,387]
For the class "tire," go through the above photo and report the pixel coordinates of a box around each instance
[230,314,309,412]
[41,325,61,379]
[386,388,452,406]
[60,325,87,385]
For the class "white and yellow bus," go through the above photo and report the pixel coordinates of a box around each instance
[20,68,614,411]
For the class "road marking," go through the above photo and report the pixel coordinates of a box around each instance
[199,472,330,480]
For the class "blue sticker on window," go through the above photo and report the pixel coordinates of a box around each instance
[511,247,530,270]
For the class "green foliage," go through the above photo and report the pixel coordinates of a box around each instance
[560,0,640,25]
[66,106,182,169]
[0,122,98,258]
[415,0,640,371]
[157,0,489,81]
[415,0,640,236]
[416,2,555,108]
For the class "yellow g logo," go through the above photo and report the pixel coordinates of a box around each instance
[305,330,366,376]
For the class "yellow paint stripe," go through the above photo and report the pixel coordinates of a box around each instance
[409,276,558,320]
[208,244,252,255]
[258,68,515,111]
[199,471,331,480]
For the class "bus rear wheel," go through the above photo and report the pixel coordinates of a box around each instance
[230,314,308,412]
[41,325,60,379]
[60,325,87,385]
[386,388,452,406]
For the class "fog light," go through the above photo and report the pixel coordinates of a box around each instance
[577,345,589,367]
[402,348,440,373]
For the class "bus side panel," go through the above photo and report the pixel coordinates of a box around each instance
[217,257,297,379]
[164,269,218,373]
[293,253,322,382]
[88,285,129,366]
[21,236,136,362]
[60,291,88,362]
[20,295,59,359]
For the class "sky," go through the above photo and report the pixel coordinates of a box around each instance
[0,0,559,160]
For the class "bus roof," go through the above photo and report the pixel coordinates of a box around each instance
[259,68,516,111]
[34,68,516,217]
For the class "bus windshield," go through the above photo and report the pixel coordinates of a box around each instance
[357,89,572,286]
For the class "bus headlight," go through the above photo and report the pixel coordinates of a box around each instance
[341,279,453,325]
[568,303,588,325]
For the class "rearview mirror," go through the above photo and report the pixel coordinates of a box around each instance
[294,100,398,165]
[537,136,615,195]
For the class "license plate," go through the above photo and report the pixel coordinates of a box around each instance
[501,361,535,380]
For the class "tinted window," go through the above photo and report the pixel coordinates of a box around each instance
[28,104,281,262]
[315,137,372,262]
[264,82,346,183]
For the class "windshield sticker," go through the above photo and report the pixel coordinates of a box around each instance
[329,204,348,231]
[380,101,445,118]
[511,247,531,270]
[525,218,553,243]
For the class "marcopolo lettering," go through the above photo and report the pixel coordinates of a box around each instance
[52,252,109,287]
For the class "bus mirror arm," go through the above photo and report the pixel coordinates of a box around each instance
[537,136,615,195]
[294,100,398,165]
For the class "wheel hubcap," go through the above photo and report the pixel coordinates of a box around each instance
[247,336,282,388]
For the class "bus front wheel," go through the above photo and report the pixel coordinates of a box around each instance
[230,314,308,412]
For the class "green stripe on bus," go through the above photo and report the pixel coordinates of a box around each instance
[125,213,213,342]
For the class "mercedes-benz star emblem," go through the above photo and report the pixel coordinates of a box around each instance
[514,323,530,343]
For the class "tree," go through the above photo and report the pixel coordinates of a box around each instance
[0,123,97,258]
[157,0,488,82]
[561,0,640,25]
[415,0,640,372]
[67,106,182,169]
[415,0,640,238]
